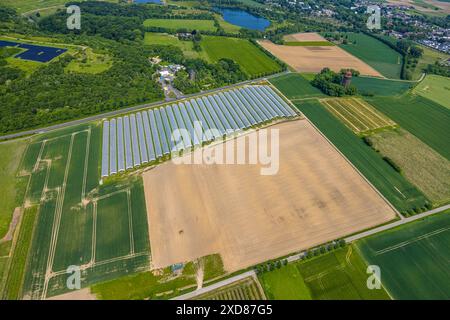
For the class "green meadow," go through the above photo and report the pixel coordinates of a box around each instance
[351,77,413,96]
[357,211,450,299]
[339,32,403,79]
[413,75,450,109]
[270,73,325,100]
[259,246,390,300]
[367,94,450,161]
[200,36,282,77]
[143,19,217,32]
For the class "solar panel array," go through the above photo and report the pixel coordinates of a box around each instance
[0,40,67,63]
[101,85,296,177]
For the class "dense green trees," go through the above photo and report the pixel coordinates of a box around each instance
[0,6,16,22]
[173,58,246,93]
[311,68,358,96]
[39,11,144,41]
[0,1,258,134]
[0,41,166,134]
[426,62,450,77]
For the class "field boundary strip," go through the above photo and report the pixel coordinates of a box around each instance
[81,129,91,201]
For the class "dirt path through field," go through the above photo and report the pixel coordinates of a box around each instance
[0,207,22,243]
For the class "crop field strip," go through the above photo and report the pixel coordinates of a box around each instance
[19,125,150,299]
[192,277,266,300]
[357,211,450,299]
[338,32,403,79]
[321,98,396,133]
[366,94,450,161]
[101,85,297,177]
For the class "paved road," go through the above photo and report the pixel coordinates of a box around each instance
[345,203,450,243]
[0,71,289,142]
[172,204,450,300]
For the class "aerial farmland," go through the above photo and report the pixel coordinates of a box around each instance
[0,0,449,305]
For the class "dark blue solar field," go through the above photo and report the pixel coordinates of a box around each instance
[0,40,67,63]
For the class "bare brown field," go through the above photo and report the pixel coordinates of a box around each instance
[143,120,396,272]
[387,0,450,14]
[258,40,382,76]
[47,288,96,300]
[283,32,328,42]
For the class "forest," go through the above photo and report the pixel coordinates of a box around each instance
[0,2,252,134]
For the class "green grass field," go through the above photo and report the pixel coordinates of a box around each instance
[166,0,202,8]
[194,277,265,300]
[260,246,390,300]
[2,0,68,13]
[65,48,113,74]
[91,267,197,300]
[339,33,403,79]
[367,94,450,161]
[5,123,152,299]
[214,14,242,34]
[144,33,281,77]
[143,33,207,60]
[3,0,119,14]
[351,77,414,96]
[357,211,450,299]
[369,129,450,205]
[143,19,217,32]
[410,45,449,80]
[259,263,311,300]
[296,100,428,213]
[0,47,22,58]
[202,254,225,281]
[413,75,450,109]
[0,139,28,238]
[234,0,267,8]
[201,36,282,77]
[269,73,325,100]
[1,206,38,300]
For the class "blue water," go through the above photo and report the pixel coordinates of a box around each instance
[134,0,162,4]
[215,8,270,31]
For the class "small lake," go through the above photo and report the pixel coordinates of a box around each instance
[134,0,162,4]
[214,8,270,31]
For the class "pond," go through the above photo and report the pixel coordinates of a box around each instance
[214,7,270,31]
